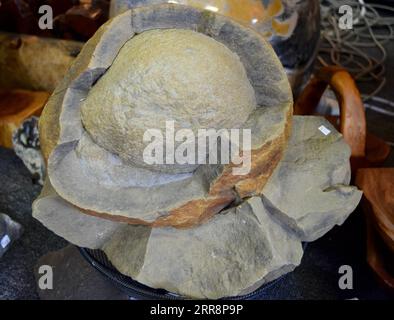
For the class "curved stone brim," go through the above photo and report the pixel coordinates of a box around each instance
[48,104,289,225]
[32,179,121,249]
[40,4,292,227]
[32,116,362,298]
[262,116,363,242]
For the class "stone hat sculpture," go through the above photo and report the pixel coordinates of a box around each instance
[33,4,362,299]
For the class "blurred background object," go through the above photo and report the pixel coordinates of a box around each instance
[356,168,394,291]
[0,0,321,94]
[53,0,109,40]
[12,116,45,185]
[0,89,48,148]
[0,33,83,91]
[319,0,394,101]
[0,0,110,41]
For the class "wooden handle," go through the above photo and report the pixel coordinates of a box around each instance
[295,66,366,158]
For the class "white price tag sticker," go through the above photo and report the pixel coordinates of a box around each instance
[1,234,11,249]
[319,125,331,136]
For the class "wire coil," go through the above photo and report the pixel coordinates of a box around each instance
[318,0,394,101]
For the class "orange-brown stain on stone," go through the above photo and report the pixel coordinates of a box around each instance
[152,191,235,228]
[73,192,235,229]
[210,105,292,198]
[236,108,292,197]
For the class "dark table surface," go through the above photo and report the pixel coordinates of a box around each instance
[0,39,393,302]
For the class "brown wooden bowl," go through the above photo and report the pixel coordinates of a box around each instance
[0,89,49,148]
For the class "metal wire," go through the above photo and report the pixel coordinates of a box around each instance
[318,0,394,101]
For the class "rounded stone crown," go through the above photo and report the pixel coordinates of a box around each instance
[39,4,294,228]
[81,28,257,173]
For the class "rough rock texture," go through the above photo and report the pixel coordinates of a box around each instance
[0,33,83,92]
[39,10,136,161]
[81,28,257,173]
[47,105,289,227]
[102,197,303,299]
[33,180,121,249]
[262,116,363,242]
[39,4,292,228]
[209,103,291,199]
[32,116,362,299]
